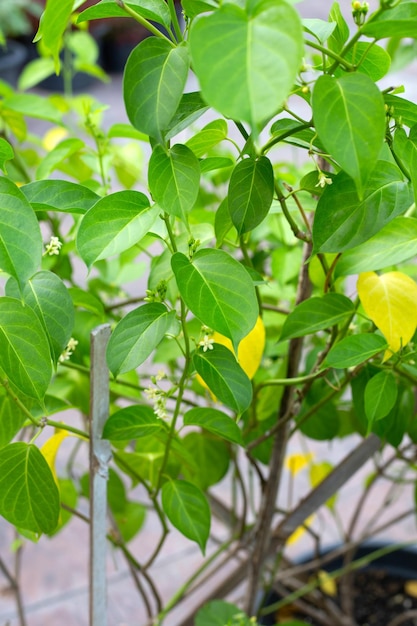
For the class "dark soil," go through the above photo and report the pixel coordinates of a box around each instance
[263,569,417,625]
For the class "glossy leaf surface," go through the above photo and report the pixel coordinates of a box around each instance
[103,406,162,440]
[313,163,411,253]
[193,344,252,415]
[228,156,274,234]
[312,74,385,196]
[364,370,398,428]
[0,443,59,534]
[325,334,387,369]
[161,479,210,554]
[77,190,156,268]
[148,144,200,222]
[78,0,171,29]
[0,298,52,399]
[280,294,355,340]
[189,0,303,127]
[22,180,99,215]
[124,38,189,142]
[172,249,258,351]
[107,303,176,377]
[184,408,243,445]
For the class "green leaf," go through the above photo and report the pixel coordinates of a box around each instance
[335,217,417,276]
[68,287,105,319]
[22,271,74,363]
[123,38,189,142]
[0,178,42,286]
[328,2,349,53]
[17,58,56,91]
[76,190,156,268]
[182,0,218,18]
[161,479,210,554]
[0,298,52,399]
[0,443,60,534]
[106,303,176,377]
[340,43,391,82]
[312,74,385,196]
[312,162,411,253]
[183,407,243,445]
[22,180,99,215]
[297,380,340,441]
[172,249,258,352]
[325,334,387,369]
[195,600,258,626]
[148,144,200,223]
[36,138,85,180]
[228,156,274,235]
[114,500,146,543]
[78,0,171,29]
[165,92,210,140]
[194,344,252,414]
[303,18,336,43]
[384,94,417,129]
[34,0,74,73]
[200,157,234,173]
[3,94,63,125]
[182,433,229,490]
[0,389,27,449]
[364,370,398,429]
[103,406,162,440]
[185,119,228,157]
[189,0,303,128]
[363,2,417,39]
[280,294,355,341]
[0,137,13,173]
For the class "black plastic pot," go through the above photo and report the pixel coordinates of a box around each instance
[0,40,27,86]
[259,542,417,625]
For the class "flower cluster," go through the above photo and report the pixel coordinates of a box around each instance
[44,236,63,256]
[58,338,78,363]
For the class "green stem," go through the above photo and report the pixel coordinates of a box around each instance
[46,419,89,439]
[305,39,355,70]
[255,369,326,391]
[167,0,183,42]
[275,181,310,243]
[115,0,175,45]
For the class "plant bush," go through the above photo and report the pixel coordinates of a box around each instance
[1,0,417,624]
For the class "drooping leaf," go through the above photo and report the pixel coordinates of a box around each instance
[228,156,274,235]
[172,249,258,352]
[362,2,417,39]
[0,138,14,173]
[40,429,69,485]
[0,298,52,399]
[357,271,417,356]
[312,162,411,253]
[193,344,252,414]
[325,334,388,369]
[336,217,417,276]
[148,144,200,223]
[189,0,303,128]
[77,0,171,29]
[280,294,355,341]
[76,190,156,268]
[34,0,74,72]
[312,73,385,196]
[123,38,189,142]
[0,177,42,286]
[364,370,398,429]
[22,180,99,215]
[103,406,162,441]
[165,92,210,140]
[106,303,176,377]
[0,443,60,534]
[184,407,243,445]
[161,479,210,554]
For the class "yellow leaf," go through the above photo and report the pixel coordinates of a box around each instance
[357,271,417,358]
[287,514,315,546]
[285,452,314,476]
[309,461,337,510]
[405,580,417,597]
[316,570,337,597]
[40,429,69,485]
[42,127,68,151]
